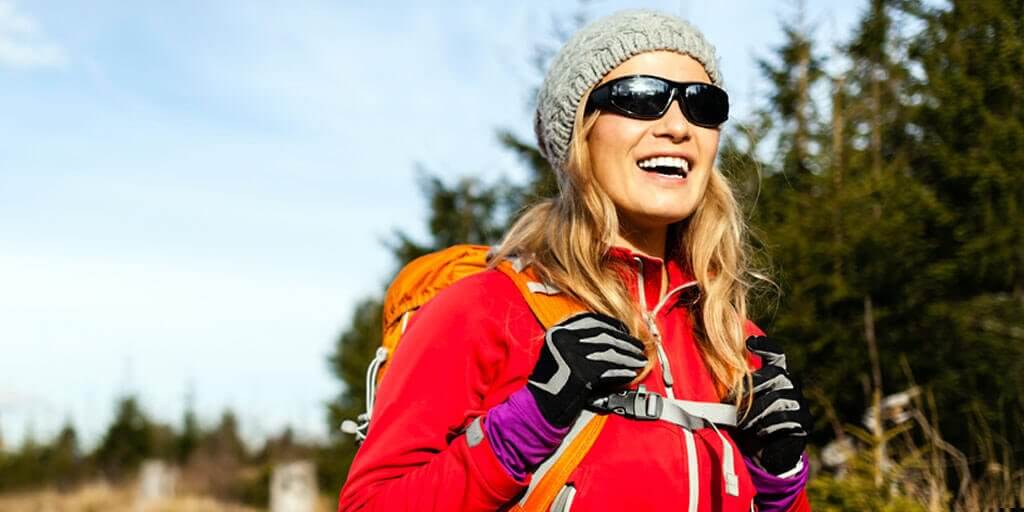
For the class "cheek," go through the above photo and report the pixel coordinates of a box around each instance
[588,118,646,186]
[588,116,646,159]
[698,130,722,164]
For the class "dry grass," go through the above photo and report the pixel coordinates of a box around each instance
[0,482,337,512]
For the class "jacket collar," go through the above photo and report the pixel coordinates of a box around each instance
[606,247,699,314]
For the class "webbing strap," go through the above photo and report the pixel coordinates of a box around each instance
[663,399,737,428]
[515,411,607,512]
[591,388,737,429]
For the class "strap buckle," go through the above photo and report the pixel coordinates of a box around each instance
[590,385,663,421]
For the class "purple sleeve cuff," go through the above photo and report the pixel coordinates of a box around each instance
[484,387,571,480]
[745,453,809,512]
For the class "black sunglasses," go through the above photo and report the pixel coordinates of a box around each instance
[585,75,729,128]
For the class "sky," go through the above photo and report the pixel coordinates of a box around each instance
[0,0,866,449]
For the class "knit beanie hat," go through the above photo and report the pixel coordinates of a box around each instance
[535,9,723,173]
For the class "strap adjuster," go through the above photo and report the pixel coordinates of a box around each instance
[590,385,663,421]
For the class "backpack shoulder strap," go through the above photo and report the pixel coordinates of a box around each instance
[494,259,606,512]
[493,259,584,328]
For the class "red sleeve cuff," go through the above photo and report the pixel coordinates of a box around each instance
[783,489,811,512]
[459,426,530,504]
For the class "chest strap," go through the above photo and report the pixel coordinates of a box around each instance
[590,386,741,498]
[589,386,737,428]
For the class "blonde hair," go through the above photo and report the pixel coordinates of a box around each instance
[492,93,757,401]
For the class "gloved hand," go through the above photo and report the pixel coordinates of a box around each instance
[527,312,648,427]
[737,336,812,475]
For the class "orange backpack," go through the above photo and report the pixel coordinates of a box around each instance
[342,244,606,512]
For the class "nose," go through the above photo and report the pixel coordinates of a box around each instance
[652,98,691,142]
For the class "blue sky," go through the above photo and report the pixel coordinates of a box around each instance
[0,1,865,448]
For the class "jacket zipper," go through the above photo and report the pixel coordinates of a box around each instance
[634,257,698,401]
[635,257,731,507]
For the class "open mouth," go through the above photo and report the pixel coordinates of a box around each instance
[637,156,690,179]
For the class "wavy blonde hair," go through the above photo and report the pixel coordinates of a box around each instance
[492,91,757,401]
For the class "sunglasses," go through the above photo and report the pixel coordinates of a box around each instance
[585,75,730,128]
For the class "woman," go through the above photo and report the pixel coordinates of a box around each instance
[339,9,811,512]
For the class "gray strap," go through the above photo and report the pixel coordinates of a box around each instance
[527,281,561,295]
[665,399,737,427]
[466,416,485,448]
[549,484,577,512]
[590,389,737,429]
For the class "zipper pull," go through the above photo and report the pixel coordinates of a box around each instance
[655,341,675,390]
[644,312,676,398]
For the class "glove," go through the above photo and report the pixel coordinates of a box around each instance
[736,336,812,475]
[527,312,648,427]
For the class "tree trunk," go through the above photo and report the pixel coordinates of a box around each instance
[864,294,885,486]
[832,76,846,280]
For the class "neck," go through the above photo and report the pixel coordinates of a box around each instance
[614,224,668,261]
[615,224,671,299]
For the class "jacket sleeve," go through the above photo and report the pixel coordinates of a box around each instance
[337,276,529,511]
[784,490,811,511]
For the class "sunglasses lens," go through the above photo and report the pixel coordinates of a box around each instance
[609,77,672,118]
[683,84,729,126]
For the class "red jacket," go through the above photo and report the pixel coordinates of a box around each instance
[339,248,810,511]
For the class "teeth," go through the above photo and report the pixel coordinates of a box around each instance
[637,156,690,172]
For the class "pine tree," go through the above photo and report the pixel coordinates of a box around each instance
[755,8,827,184]
[93,395,156,481]
[47,421,81,490]
[902,0,1024,457]
[176,401,201,465]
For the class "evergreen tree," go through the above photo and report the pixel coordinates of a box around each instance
[902,0,1024,456]
[93,396,157,481]
[744,0,1024,477]
[176,401,201,465]
[755,9,827,184]
[47,422,82,490]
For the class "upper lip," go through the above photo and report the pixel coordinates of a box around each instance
[635,152,695,167]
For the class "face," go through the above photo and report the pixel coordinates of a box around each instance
[586,51,721,235]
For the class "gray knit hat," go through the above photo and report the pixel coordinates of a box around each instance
[535,9,723,172]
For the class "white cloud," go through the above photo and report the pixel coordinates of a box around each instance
[0,0,67,69]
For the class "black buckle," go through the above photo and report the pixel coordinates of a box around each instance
[589,385,663,421]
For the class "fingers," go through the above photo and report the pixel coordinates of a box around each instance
[597,368,639,390]
[750,365,795,394]
[746,335,787,370]
[740,387,810,438]
[585,348,647,368]
[742,396,802,431]
[540,312,649,396]
[577,331,644,355]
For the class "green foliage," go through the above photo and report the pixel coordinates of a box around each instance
[906,0,1024,297]
[388,170,519,265]
[92,396,163,482]
[809,459,930,511]
[176,404,201,465]
[0,422,84,492]
[745,0,1024,474]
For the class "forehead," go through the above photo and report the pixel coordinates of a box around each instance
[600,51,712,85]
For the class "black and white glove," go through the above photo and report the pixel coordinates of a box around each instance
[736,336,812,475]
[527,312,648,427]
